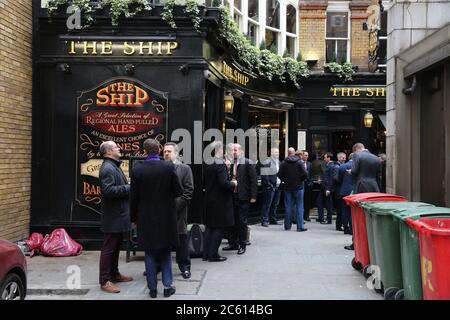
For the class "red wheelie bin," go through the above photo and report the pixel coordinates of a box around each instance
[406,217,450,300]
[343,193,406,275]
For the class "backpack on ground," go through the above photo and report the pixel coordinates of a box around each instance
[187,223,205,258]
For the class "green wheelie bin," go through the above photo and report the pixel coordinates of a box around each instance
[390,206,450,300]
[358,202,434,297]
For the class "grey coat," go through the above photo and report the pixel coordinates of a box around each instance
[174,162,194,235]
[99,158,131,233]
[351,150,382,194]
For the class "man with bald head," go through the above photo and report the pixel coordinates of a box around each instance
[278,147,308,231]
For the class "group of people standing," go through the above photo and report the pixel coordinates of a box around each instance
[96,137,382,298]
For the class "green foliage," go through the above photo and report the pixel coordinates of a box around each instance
[217,6,310,88]
[47,0,94,26]
[185,0,202,32]
[212,0,222,7]
[323,62,354,82]
[162,0,177,29]
[99,0,152,26]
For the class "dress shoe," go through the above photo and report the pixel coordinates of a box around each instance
[112,273,133,283]
[291,220,297,224]
[237,246,246,255]
[321,221,332,225]
[344,244,355,250]
[269,221,279,225]
[336,226,344,231]
[304,218,311,222]
[149,289,157,298]
[182,270,191,279]
[163,286,176,297]
[101,281,120,293]
[261,223,269,227]
[245,241,251,246]
[202,257,208,261]
[297,228,308,232]
[208,256,227,262]
[316,219,325,223]
[222,245,239,251]
[344,229,353,235]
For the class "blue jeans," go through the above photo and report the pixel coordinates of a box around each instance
[261,186,281,224]
[144,249,172,290]
[284,188,305,230]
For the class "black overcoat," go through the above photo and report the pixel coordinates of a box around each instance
[130,160,183,250]
[204,160,235,228]
[99,158,131,233]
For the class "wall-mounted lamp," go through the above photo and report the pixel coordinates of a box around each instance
[224,92,234,114]
[124,64,135,76]
[59,63,71,74]
[306,59,318,68]
[364,111,374,128]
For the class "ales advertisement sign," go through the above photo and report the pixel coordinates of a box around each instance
[75,77,168,214]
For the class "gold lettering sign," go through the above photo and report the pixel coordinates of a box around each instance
[222,61,250,87]
[80,159,129,179]
[330,86,385,98]
[66,41,179,56]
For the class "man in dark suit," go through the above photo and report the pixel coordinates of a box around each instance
[338,153,354,235]
[344,143,381,250]
[259,147,281,227]
[98,141,133,294]
[130,139,183,298]
[317,152,339,224]
[278,147,308,232]
[203,141,236,262]
[301,150,313,222]
[163,142,194,279]
[334,152,347,231]
[223,143,257,255]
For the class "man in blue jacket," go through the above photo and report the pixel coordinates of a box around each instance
[317,152,339,224]
[338,153,354,235]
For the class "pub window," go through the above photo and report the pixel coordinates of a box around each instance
[378,10,387,68]
[248,21,259,46]
[234,0,241,11]
[286,4,296,34]
[266,0,280,30]
[325,12,349,63]
[265,29,279,54]
[234,9,243,29]
[286,36,296,58]
[248,0,259,21]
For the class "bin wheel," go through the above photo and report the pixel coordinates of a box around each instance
[362,265,372,279]
[374,281,384,294]
[351,258,363,271]
[394,289,405,300]
[384,287,399,300]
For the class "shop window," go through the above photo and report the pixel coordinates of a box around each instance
[286,5,296,34]
[265,29,279,53]
[266,0,280,30]
[286,36,296,58]
[248,22,259,46]
[325,12,349,63]
[248,0,258,21]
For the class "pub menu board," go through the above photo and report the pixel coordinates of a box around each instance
[75,77,168,215]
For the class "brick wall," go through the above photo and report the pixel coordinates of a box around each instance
[0,0,33,242]
[299,0,371,71]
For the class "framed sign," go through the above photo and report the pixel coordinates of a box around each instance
[75,77,168,215]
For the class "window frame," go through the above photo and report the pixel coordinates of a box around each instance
[325,10,350,63]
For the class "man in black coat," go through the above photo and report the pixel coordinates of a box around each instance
[301,151,313,222]
[163,142,194,279]
[98,141,133,294]
[278,147,308,232]
[259,147,281,227]
[223,143,257,255]
[317,152,339,224]
[203,141,236,262]
[130,139,183,298]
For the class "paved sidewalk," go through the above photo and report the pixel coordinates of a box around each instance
[26,219,382,300]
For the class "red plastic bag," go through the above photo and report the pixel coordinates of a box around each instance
[25,233,44,257]
[41,228,83,257]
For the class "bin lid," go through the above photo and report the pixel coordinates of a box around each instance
[407,217,450,236]
[358,201,433,215]
[342,193,406,206]
[391,206,450,221]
